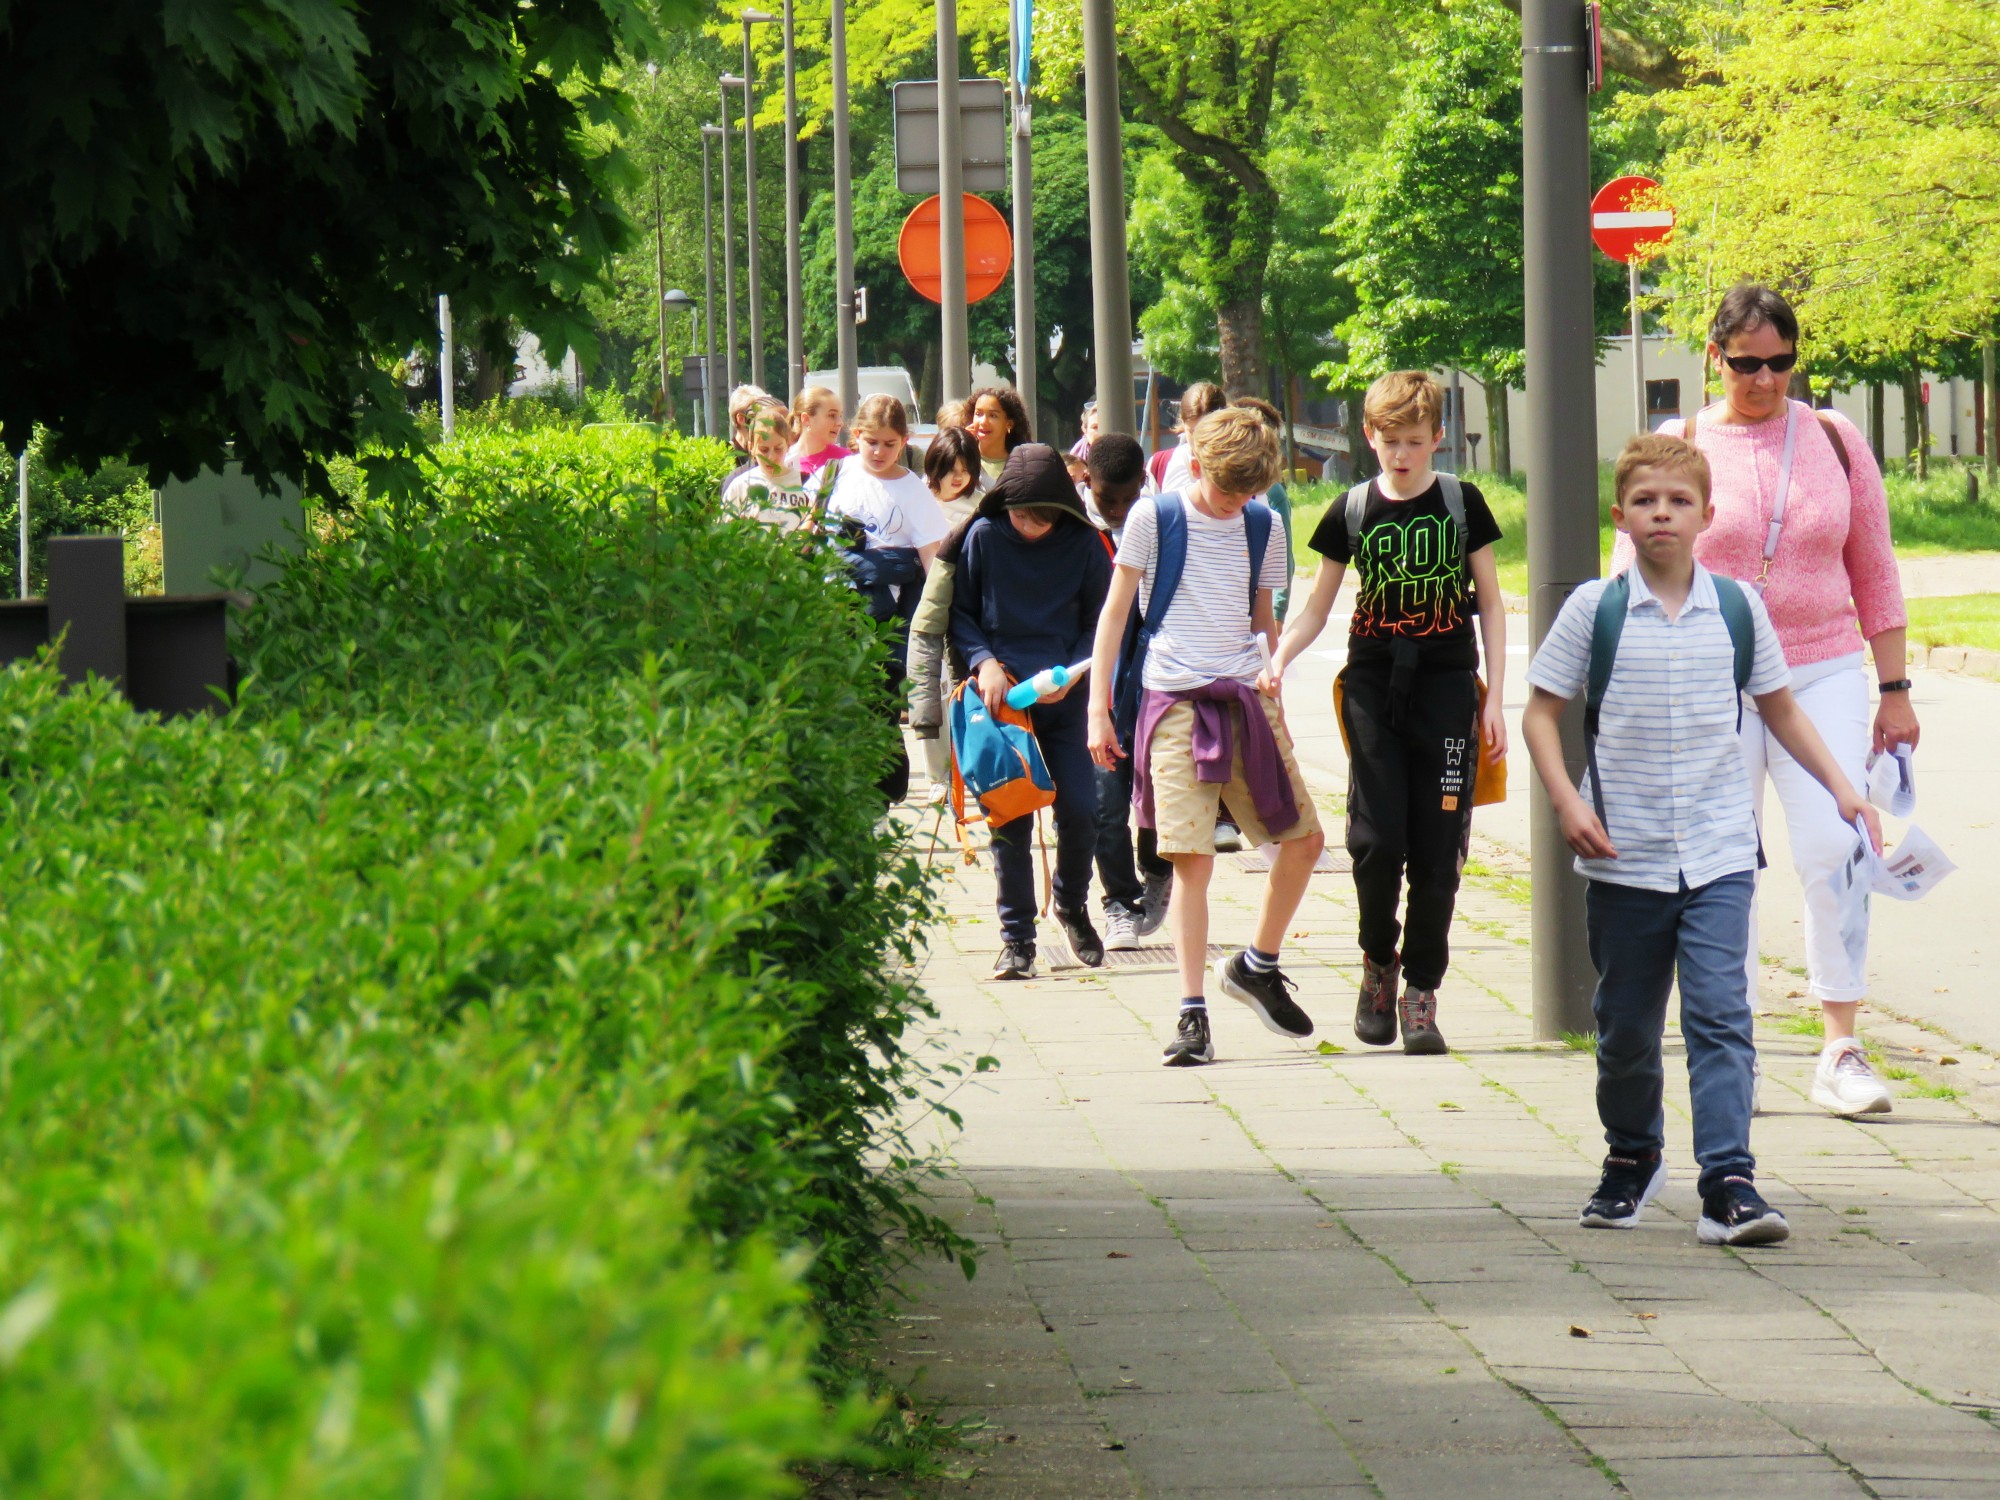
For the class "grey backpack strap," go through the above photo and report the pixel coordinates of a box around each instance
[1438,472,1470,579]
[1344,480,1373,555]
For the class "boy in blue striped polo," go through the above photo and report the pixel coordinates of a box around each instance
[1522,434,1880,1247]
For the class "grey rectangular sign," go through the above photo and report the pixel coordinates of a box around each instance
[892,79,1008,195]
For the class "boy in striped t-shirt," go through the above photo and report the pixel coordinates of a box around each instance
[1522,434,1880,1247]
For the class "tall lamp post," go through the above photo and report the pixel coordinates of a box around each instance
[1523,0,1600,1038]
[662,288,696,432]
[741,10,779,393]
[718,81,744,391]
[1081,0,1134,435]
[1008,0,1037,428]
[830,0,860,423]
[701,123,723,438]
[936,0,970,406]
[779,1,804,398]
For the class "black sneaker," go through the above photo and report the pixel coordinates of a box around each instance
[1054,907,1105,968]
[1398,987,1449,1055]
[1354,954,1400,1046]
[1215,953,1314,1039]
[992,942,1037,981]
[1137,869,1173,938]
[1579,1152,1668,1229]
[1697,1176,1790,1246]
[1162,1007,1215,1067]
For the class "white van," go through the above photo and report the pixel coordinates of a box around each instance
[802,366,938,448]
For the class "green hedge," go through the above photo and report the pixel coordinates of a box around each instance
[0,427,950,1493]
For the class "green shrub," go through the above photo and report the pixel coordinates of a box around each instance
[0,426,949,1492]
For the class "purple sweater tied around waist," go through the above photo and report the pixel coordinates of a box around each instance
[1132,679,1298,838]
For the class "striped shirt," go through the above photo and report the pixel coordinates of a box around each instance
[1527,563,1789,894]
[1116,495,1287,690]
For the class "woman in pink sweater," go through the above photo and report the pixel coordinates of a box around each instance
[1650,284,1916,1118]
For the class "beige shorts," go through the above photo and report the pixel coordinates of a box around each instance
[1149,695,1322,856]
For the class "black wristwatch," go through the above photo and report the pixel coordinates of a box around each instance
[1877,678,1913,695]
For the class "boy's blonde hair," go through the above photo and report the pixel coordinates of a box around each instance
[729,383,774,432]
[935,397,971,431]
[1613,432,1712,505]
[1188,407,1280,496]
[791,384,839,425]
[1362,371,1444,435]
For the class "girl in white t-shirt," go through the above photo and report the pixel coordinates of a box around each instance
[827,393,951,806]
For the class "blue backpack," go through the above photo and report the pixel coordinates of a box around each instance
[1110,492,1275,745]
[947,678,1057,830]
[1584,571,1755,830]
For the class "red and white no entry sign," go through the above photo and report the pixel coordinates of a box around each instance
[1590,175,1675,264]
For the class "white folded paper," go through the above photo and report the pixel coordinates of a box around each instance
[1870,824,1955,901]
[1864,745,1916,818]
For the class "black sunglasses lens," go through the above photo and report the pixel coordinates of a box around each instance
[1724,352,1799,375]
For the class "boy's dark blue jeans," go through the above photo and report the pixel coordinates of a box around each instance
[991,690,1097,946]
[1586,871,1758,1197]
[1093,756,1170,918]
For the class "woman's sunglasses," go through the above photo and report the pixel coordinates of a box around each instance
[1720,351,1798,375]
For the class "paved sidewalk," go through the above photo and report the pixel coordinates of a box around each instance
[887,739,2000,1497]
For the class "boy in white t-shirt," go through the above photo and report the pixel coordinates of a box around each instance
[1087,409,1324,1066]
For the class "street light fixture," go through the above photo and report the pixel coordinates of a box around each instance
[717,82,745,392]
[700,123,724,437]
[740,9,778,394]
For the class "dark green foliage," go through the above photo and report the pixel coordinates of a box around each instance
[0,426,955,1491]
[0,429,157,593]
[0,1,695,494]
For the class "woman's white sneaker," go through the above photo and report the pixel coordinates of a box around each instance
[1810,1038,1892,1117]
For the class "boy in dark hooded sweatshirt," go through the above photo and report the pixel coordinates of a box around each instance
[951,443,1115,980]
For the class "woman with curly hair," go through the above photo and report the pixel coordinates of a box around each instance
[967,385,1032,484]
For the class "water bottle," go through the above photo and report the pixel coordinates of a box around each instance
[1004,658,1093,710]
[1006,665,1070,710]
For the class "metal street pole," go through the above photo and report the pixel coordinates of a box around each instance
[701,124,722,437]
[936,0,970,407]
[1081,0,1134,435]
[16,449,27,597]
[742,13,776,393]
[654,167,671,420]
[830,0,860,423]
[1523,0,1599,1039]
[437,294,455,438]
[1984,337,1996,488]
[1630,260,1646,432]
[718,84,741,391]
[781,0,803,397]
[1008,0,1037,426]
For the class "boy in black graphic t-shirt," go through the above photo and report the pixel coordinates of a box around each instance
[1270,371,1508,1055]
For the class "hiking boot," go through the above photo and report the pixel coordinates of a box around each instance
[1354,954,1400,1047]
[1810,1038,1892,1117]
[1213,819,1244,853]
[1399,988,1448,1055]
[1215,952,1314,1039]
[1579,1152,1668,1230]
[1162,1007,1215,1067]
[1055,908,1105,968]
[1697,1176,1790,1246]
[992,942,1037,981]
[1137,869,1173,938]
[1102,905,1142,952]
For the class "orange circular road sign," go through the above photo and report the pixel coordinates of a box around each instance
[898,193,1013,305]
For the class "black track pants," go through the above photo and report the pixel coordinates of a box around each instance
[1339,656,1478,990]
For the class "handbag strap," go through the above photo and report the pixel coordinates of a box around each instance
[1758,401,1803,591]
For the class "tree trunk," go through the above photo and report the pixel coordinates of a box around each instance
[1345,393,1376,481]
[1484,375,1512,477]
[1869,382,1886,467]
[1901,369,1922,476]
[1216,297,1265,400]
